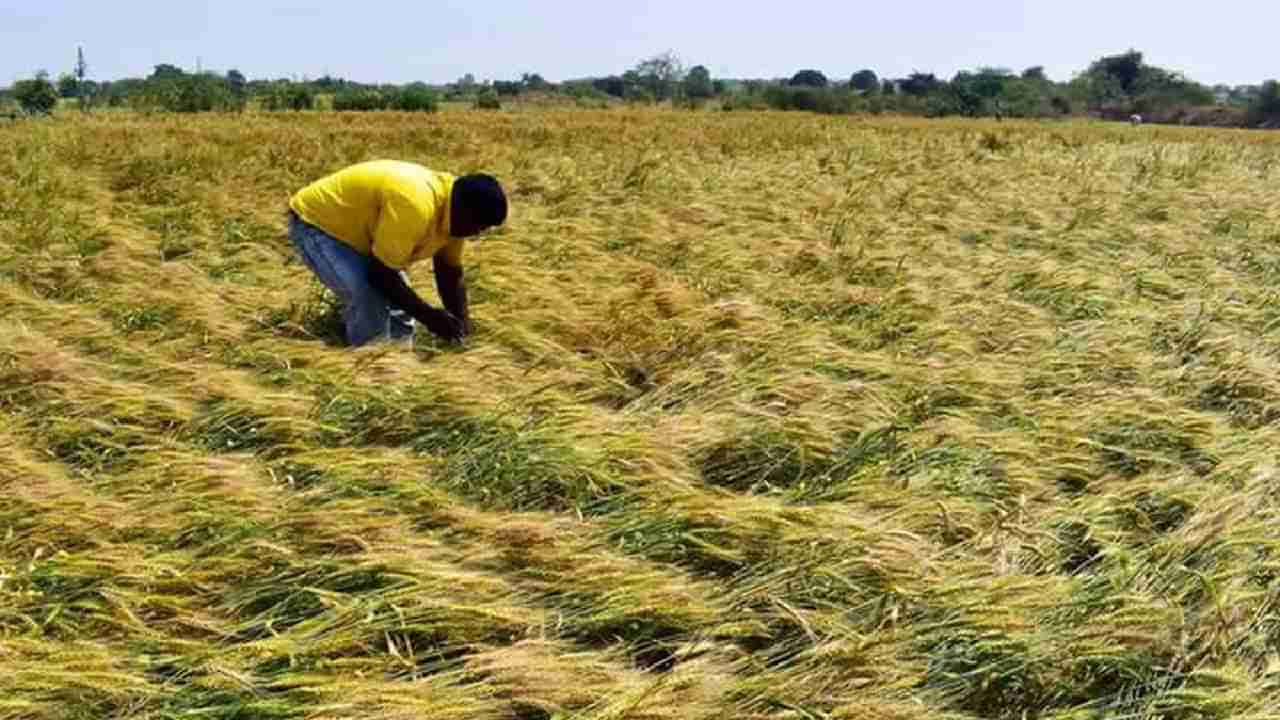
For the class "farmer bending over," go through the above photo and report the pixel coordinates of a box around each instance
[287,160,507,346]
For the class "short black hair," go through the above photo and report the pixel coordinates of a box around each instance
[454,174,508,228]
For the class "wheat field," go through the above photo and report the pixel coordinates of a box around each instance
[5,108,1280,719]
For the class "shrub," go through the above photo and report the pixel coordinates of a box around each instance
[720,93,768,112]
[13,75,59,115]
[564,82,607,102]
[762,85,855,114]
[333,88,388,111]
[286,85,315,111]
[173,75,233,113]
[575,94,610,110]
[474,89,501,110]
[393,84,439,112]
[1247,80,1280,127]
[261,83,314,111]
[624,86,656,105]
[493,80,522,97]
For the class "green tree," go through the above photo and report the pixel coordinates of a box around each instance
[175,74,232,112]
[1022,66,1048,83]
[684,65,714,99]
[261,82,314,111]
[1131,68,1214,114]
[1002,77,1054,117]
[947,71,983,116]
[591,76,622,98]
[850,69,879,93]
[970,67,1013,104]
[521,72,549,91]
[285,83,315,111]
[57,73,79,98]
[334,87,387,111]
[1248,80,1280,126]
[633,51,684,101]
[474,87,501,110]
[13,72,59,114]
[394,83,439,112]
[226,70,246,97]
[100,78,144,108]
[899,72,942,96]
[225,70,247,111]
[1088,50,1143,95]
[788,69,828,88]
[151,63,185,80]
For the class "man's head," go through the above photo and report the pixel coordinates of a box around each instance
[450,174,508,238]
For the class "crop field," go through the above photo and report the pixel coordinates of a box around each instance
[5,108,1280,719]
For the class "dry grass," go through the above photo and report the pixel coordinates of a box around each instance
[5,108,1280,718]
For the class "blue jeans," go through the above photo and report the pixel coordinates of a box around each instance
[288,212,414,346]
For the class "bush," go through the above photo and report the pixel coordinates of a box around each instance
[261,83,314,111]
[474,89,501,110]
[493,80,522,97]
[564,82,608,102]
[13,75,59,115]
[333,89,387,111]
[100,78,145,108]
[287,85,315,111]
[762,85,855,114]
[393,85,439,112]
[173,75,233,113]
[575,93,610,110]
[624,86,656,105]
[719,93,768,112]
[1246,80,1280,127]
[592,76,626,98]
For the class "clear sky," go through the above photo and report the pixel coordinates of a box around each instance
[2,1,1273,87]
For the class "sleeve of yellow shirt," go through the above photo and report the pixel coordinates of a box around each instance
[371,191,427,270]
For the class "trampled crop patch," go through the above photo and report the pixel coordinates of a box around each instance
[4,109,1280,718]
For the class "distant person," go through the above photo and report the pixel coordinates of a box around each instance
[287,160,507,347]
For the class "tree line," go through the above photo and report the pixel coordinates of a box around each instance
[4,48,1279,129]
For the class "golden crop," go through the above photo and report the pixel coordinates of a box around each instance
[4,108,1280,718]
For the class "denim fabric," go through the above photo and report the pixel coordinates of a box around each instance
[287,212,413,346]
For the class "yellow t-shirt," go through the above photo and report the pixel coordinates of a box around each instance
[289,160,462,270]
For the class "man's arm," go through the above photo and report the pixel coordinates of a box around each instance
[433,254,470,337]
[367,258,464,341]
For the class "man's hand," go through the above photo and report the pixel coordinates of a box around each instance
[368,257,466,343]
[423,307,466,343]
[434,255,471,337]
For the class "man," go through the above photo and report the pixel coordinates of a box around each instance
[287,160,507,346]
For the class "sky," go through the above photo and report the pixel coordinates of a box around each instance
[2,1,1274,87]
